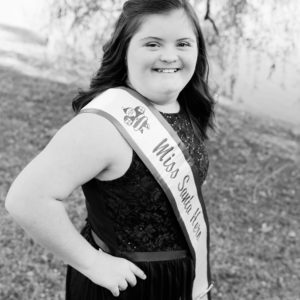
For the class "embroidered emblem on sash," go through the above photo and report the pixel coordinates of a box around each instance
[122,106,150,133]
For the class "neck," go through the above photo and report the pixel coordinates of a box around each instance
[152,100,180,113]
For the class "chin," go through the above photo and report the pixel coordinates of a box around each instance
[160,86,181,96]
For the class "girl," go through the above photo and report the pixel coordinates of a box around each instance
[5,0,215,299]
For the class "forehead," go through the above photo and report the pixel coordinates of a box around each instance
[132,9,197,40]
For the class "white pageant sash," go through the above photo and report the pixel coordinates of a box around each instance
[80,87,212,300]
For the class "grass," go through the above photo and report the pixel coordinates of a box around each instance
[0,66,299,300]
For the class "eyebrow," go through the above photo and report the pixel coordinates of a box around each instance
[140,36,196,43]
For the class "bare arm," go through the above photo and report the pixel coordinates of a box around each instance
[5,113,146,296]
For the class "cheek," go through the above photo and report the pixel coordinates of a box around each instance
[184,54,198,76]
[187,50,198,67]
[128,55,152,77]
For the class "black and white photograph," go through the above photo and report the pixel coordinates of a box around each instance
[1,0,299,299]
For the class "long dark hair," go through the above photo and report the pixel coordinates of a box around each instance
[72,0,215,139]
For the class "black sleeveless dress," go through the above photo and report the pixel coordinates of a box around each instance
[65,107,209,300]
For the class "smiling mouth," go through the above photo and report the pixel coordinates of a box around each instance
[153,68,181,73]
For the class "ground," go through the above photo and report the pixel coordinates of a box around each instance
[0,23,300,300]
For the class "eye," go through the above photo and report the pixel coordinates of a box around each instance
[145,42,160,48]
[177,41,191,48]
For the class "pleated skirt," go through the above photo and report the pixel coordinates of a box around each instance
[65,224,195,300]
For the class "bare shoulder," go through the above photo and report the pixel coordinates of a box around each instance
[57,112,123,151]
[10,112,128,200]
[46,112,127,177]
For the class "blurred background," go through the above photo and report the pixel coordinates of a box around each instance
[0,0,299,124]
[0,1,299,299]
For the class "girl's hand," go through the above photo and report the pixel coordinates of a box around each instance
[83,249,147,297]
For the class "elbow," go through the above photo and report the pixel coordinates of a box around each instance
[5,186,32,223]
[5,189,16,214]
[4,196,11,213]
[5,194,39,229]
[5,192,24,220]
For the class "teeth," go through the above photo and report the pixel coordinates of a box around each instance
[155,68,179,73]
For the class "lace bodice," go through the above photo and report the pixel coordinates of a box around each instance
[82,107,209,252]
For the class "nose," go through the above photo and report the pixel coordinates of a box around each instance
[159,46,178,64]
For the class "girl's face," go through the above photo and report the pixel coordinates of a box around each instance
[126,9,198,111]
